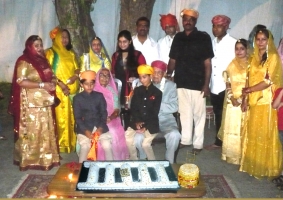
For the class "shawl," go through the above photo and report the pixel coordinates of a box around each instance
[249,29,283,105]
[8,36,55,141]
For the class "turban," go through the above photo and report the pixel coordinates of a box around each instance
[180,9,199,19]
[151,60,167,72]
[159,14,178,30]
[80,70,96,81]
[137,64,154,75]
[49,26,60,40]
[212,15,231,27]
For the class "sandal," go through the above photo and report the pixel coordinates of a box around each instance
[272,175,283,185]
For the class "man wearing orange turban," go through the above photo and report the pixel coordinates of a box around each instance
[166,8,214,155]
[158,14,179,64]
[205,15,236,151]
[125,64,162,161]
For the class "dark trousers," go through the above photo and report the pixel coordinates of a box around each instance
[210,90,225,146]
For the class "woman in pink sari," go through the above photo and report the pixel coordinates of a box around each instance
[94,68,129,160]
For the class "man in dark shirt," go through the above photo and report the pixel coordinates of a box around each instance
[167,8,214,154]
[125,64,162,160]
[73,70,113,162]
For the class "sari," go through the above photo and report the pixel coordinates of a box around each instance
[240,30,283,178]
[80,46,111,72]
[45,29,79,153]
[217,58,248,165]
[8,36,60,171]
[94,69,129,160]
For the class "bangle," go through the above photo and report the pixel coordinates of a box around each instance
[39,82,44,88]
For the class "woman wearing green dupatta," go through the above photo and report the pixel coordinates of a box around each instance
[45,27,80,153]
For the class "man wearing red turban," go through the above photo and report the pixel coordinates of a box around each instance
[205,15,237,150]
[158,14,179,64]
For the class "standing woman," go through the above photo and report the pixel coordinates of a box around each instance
[80,36,111,72]
[8,35,60,170]
[240,29,283,178]
[94,68,129,160]
[217,39,249,165]
[46,27,80,153]
[111,30,146,105]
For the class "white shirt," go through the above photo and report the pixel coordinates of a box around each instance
[157,35,175,64]
[132,34,159,65]
[210,33,237,94]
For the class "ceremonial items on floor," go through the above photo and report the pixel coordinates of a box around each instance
[178,164,199,188]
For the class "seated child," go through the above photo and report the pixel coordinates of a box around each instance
[125,64,162,160]
[73,70,113,163]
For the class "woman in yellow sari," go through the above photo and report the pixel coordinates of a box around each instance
[45,27,80,153]
[240,29,283,178]
[80,36,111,72]
[218,39,249,165]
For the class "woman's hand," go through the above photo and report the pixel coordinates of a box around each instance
[43,82,56,92]
[230,97,240,107]
[58,82,70,96]
[66,75,78,85]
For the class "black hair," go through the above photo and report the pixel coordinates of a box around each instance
[80,79,95,84]
[90,36,102,44]
[62,29,73,50]
[255,28,269,65]
[136,16,150,27]
[116,30,139,72]
[235,38,248,49]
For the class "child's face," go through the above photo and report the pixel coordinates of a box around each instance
[139,74,152,87]
[80,80,95,93]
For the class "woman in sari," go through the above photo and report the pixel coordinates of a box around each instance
[8,35,60,171]
[240,29,283,178]
[217,39,249,165]
[94,68,129,160]
[111,30,146,106]
[80,36,111,72]
[45,27,80,153]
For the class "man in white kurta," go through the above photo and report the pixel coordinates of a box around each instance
[132,17,159,65]
[134,60,181,163]
[205,15,237,150]
[157,14,179,64]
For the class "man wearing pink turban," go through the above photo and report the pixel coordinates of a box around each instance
[205,15,237,150]
[158,14,179,64]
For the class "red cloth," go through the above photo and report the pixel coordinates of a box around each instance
[159,14,178,30]
[273,88,283,130]
[211,15,231,27]
[151,60,167,72]
[8,36,55,142]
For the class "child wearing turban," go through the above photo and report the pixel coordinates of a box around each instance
[125,64,162,161]
[73,70,114,162]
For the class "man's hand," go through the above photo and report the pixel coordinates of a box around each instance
[201,85,210,98]
[135,122,145,133]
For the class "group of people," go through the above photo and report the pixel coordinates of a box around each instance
[7,7,283,189]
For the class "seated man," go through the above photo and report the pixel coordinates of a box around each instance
[135,60,181,163]
[125,64,162,160]
[73,70,113,163]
